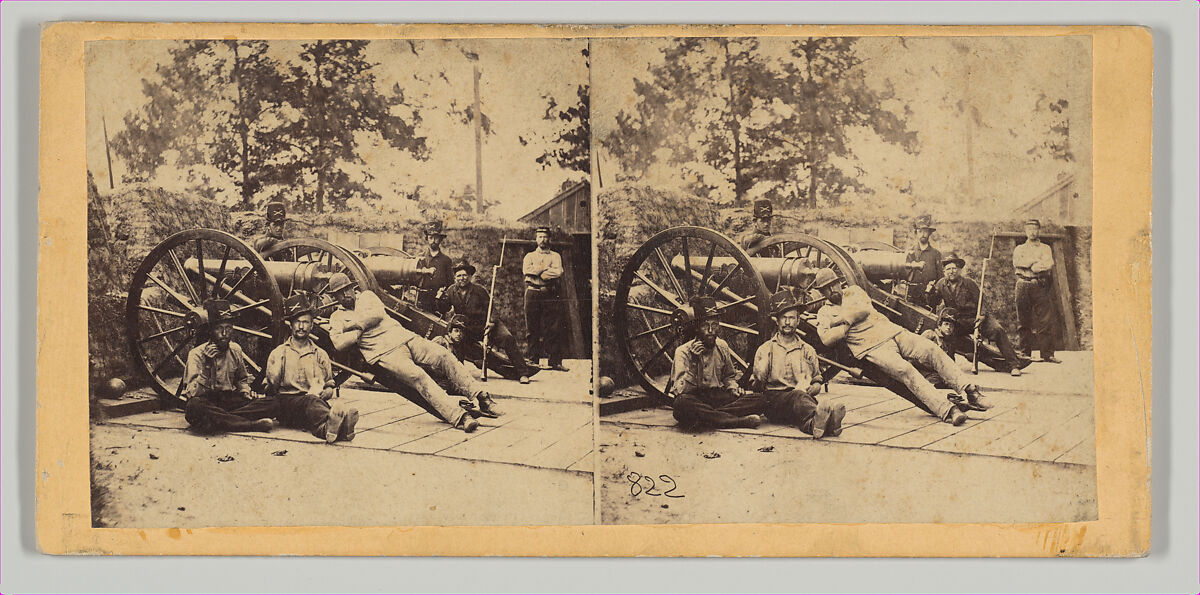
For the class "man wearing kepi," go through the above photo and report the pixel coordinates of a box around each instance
[752,290,846,439]
[904,214,943,310]
[251,198,288,254]
[670,296,767,431]
[811,269,989,425]
[739,199,774,252]
[325,272,497,432]
[265,293,359,443]
[182,299,277,434]
[438,258,532,383]
[1012,218,1061,363]
[929,251,1024,376]
[415,220,454,312]
[522,226,568,372]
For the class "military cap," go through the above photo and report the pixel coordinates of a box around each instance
[936,305,958,324]
[205,299,235,324]
[753,199,773,219]
[446,314,469,331]
[326,272,357,294]
[941,251,966,269]
[1023,218,1041,228]
[811,268,841,290]
[690,295,721,322]
[452,258,476,276]
[769,289,805,317]
[423,221,447,237]
[534,225,552,236]
[912,214,935,231]
[283,293,314,320]
[265,199,286,223]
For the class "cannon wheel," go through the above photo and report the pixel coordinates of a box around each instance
[125,229,285,406]
[614,226,771,403]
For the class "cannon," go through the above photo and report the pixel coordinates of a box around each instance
[125,228,526,406]
[610,226,1019,411]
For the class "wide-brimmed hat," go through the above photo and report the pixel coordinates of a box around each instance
[912,214,935,231]
[423,221,447,238]
[452,258,476,276]
[204,299,235,324]
[446,314,469,331]
[811,268,841,290]
[326,272,357,294]
[941,251,966,269]
[753,199,773,219]
[769,289,804,317]
[265,199,286,223]
[283,293,314,320]
[690,295,720,322]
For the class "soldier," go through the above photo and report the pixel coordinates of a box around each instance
[437,258,533,383]
[433,314,475,366]
[752,290,846,439]
[182,299,277,434]
[324,272,498,432]
[669,296,767,431]
[1012,219,1061,363]
[738,199,774,251]
[415,220,454,312]
[811,269,988,426]
[252,198,288,253]
[904,214,943,309]
[522,226,568,372]
[919,306,960,388]
[264,293,359,444]
[929,251,1024,375]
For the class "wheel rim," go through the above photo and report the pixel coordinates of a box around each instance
[125,229,284,403]
[614,226,771,403]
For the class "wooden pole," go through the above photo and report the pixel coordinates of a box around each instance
[472,61,484,214]
[102,114,115,189]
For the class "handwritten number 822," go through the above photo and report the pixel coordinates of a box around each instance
[627,472,684,498]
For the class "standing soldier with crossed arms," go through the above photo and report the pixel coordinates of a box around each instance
[522,226,568,372]
[1012,218,1062,364]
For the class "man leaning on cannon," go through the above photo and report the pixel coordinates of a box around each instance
[811,269,988,426]
[928,251,1025,376]
[324,272,499,433]
[751,290,846,439]
[264,293,359,444]
[182,299,277,434]
[669,296,767,431]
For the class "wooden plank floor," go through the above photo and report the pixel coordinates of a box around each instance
[108,359,594,473]
[602,352,1096,466]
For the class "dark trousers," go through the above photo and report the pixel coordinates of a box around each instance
[277,393,332,438]
[672,387,765,429]
[1016,279,1057,358]
[468,321,532,376]
[524,286,565,366]
[184,390,277,434]
[954,316,1022,371]
[763,388,820,434]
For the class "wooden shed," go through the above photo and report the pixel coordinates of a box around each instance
[517,180,591,234]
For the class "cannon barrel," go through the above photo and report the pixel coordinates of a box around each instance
[360,255,434,286]
[185,254,432,293]
[671,250,919,289]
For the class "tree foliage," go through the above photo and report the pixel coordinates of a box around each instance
[532,47,591,177]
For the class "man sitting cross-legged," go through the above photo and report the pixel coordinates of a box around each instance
[324,273,498,433]
[182,299,277,434]
[669,296,767,431]
[264,293,359,444]
[752,289,846,439]
[811,269,990,426]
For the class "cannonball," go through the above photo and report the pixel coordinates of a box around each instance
[598,376,616,397]
[105,377,127,399]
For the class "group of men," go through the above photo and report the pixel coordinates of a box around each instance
[675,199,1064,436]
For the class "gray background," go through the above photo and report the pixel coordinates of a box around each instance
[4,2,1195,593]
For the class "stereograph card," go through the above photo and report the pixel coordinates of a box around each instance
[36,22,1151,557]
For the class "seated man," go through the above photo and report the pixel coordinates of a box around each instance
[752,290,845,439]
[929,251,1024,376]
[183,299,276,434]
[919,306,959,389]
[433,314,476,367]
[437,258,533,383]
[324,273,497,433]
[811,269,989,426]
[265,293,359,444]
[670,296,767,431]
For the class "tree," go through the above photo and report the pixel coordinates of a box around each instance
[1027,95,1073,163]
[533,47,591,177]
[111,40,289,209]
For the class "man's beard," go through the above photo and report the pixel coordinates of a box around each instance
[827,292,843,305]
[778,326,797,338]
[698,333,717,348]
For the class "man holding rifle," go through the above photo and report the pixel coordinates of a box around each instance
[437,257,533,384]
[929,251,1025,376]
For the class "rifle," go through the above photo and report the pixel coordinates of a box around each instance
[972,231,997,374]
[481,238,507,382]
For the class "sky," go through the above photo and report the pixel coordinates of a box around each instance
[591,35,1092,220]
[85,38,589,222]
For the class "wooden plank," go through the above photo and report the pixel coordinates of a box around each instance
[527,423,595,470]
[879,418,985,449]
[1049,240,1079,349]
[559,244,587,359]
[351,405,425,432]
[1012,411,1094,461]
[1055,436,1097,466]
[439,424,541,461]
[823,422,916,445]
[841,398,916,427]
[923,418,1025,454]
[972,411,1083,458]
[395,415,514,454]
[479,421,592,465]
[350,416,447,450]
[566,450,593,473]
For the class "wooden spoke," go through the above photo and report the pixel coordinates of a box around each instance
[166,249,201,305]
[194,239,207,300]
[633,271,684,308]
[242,352,263,374]
[640,329,681,371]
[679,236,694,296]
[151,330,196,378]
[699,241,718,295]
[625,301,675,316]
[719,322,759,336]
[221,267,254,300]
[631,322,675,341]
[715,294,757,312]
[214,244,232,294]
[710,261,744,297]
[140,324,188,344]
[138,304,187,318]
[147,272,196,310]
[233,325,272,339]
[229,299,270,316]
[653,247,688,305]
[729,349,749,370]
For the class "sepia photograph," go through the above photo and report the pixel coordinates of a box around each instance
[84,37,595,528]
[593,35,1098,524]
